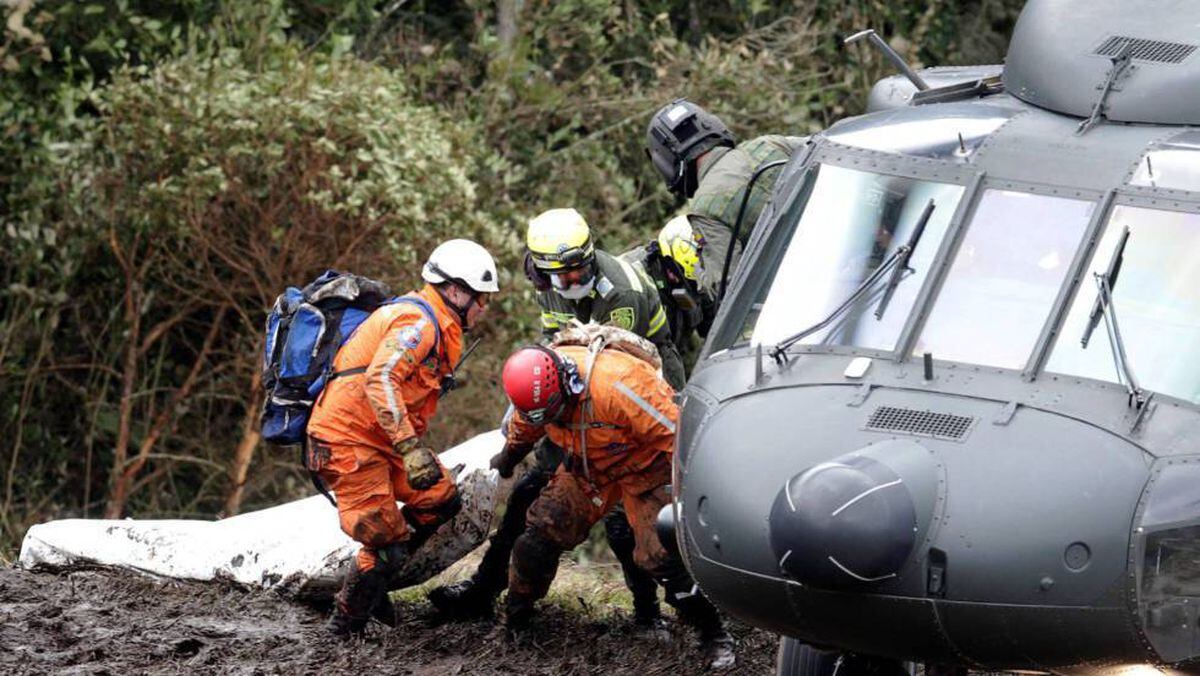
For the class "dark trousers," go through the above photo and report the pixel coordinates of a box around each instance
[473,440,659,617]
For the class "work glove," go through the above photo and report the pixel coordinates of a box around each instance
[396,438,442,490]
[489,442,533,479]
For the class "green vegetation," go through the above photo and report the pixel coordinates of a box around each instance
[0,0,1024,556]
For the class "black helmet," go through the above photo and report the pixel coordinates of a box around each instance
[646,99,736,198]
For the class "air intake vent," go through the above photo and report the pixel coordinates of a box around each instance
[1093,36,1197,64]
[865,406,975,441]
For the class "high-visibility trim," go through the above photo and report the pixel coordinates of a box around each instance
[647,306,667,336]
[380,348,406,426]
[614,382,676,434]
[614,257,643,293]
[380,318,426,427]
[541,312,560,329]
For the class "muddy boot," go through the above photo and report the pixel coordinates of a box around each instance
[370,591,397,627]
[427,542,508,619]
[700,626,736,671]
[632,616,673,644]
[328,562,388,638]
[430,464,550,618]
[662,575,736,671]
[498,592,538,641]
[427,576,500,619]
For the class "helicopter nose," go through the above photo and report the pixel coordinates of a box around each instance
[768,454,917,589]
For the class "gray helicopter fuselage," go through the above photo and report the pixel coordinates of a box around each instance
[674,2,1200,673]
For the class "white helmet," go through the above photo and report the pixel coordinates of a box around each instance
[422,239,500,293]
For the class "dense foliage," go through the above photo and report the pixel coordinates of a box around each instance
[0,0,1024,557]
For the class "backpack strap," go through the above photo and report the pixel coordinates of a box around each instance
[328,296,443,380]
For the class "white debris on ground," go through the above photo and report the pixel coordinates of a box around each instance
[17,430,508,600]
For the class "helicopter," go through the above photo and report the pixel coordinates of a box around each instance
[662,0,1200,673]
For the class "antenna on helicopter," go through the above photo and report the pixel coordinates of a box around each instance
[844,29,929,92]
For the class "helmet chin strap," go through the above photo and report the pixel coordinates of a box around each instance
[436,284,476,329]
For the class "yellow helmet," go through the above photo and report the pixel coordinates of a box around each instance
[657,214,704,282]
[527,208,595,271]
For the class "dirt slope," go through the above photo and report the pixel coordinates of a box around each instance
[0,560,777,675]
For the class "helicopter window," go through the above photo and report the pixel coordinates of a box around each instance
[911,190,1095,368]
[1136,461,1200,663]
[738,164,964,349]
[1046,206,1200,403]
[1140,525,1200,662]
[1130,131,1200,191]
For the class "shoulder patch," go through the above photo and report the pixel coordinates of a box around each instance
[595,276,614,298]
[609,307,635,331]
[398,324,423,350]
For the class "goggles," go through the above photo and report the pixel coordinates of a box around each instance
[530,242,594,271]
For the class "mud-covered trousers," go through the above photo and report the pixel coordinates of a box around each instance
[309,436,461,573]
[508,455,722,630]
[473,439,659,617]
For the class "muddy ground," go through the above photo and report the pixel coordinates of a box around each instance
[0,556,778,675]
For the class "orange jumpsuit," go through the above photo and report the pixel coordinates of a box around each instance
[504,345,678,600]
[307,284,463,572]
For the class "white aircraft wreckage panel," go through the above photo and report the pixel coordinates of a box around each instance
[18,430,507,600]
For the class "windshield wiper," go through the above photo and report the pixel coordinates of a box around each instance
[874,199,936,320]
[1081,226,1129,349]
[1080,226,1146,408]
[771,200,936,364]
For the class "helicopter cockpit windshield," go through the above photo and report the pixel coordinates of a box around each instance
[738,164,964,349]
[1046,205,1200,404]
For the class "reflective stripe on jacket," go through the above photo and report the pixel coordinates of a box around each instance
[308,284,463,450]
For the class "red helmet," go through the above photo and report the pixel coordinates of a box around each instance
[502,346,580,424]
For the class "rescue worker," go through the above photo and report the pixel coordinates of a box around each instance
[307,239,500,637]
[490,342,736,670]
[622,214,717,373]
[646,98,806,298]
[526,207,685,389]
[428,208,673,629]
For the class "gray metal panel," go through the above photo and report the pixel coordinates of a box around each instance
[682,379,1149,603]
[970,109,1174,191]
[811,141,978,185]
[824,102,1020,160]
[1005,0,1200,125]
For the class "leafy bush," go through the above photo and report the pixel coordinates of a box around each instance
[1,44,515,543]
[0,0,1026,556]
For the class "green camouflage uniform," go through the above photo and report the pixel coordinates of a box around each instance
[621,243,716,376]
[688,134,806,295]
[538,249,686,389]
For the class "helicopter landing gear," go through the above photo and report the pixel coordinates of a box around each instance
[776,637,910,676]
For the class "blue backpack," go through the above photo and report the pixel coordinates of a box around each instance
[260,270,440,446]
